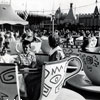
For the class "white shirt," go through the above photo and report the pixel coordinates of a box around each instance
[0,53,14,63]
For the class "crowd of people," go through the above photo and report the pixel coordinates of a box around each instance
[0,28,100,100]
[60,29,100,52]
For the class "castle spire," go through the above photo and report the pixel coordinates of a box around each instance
[96,0,98,6]
[96,0,97,4]
[70,3,73,8]
[93,0,99,17]
[64,3,76,24]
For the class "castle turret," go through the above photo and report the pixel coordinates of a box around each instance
[93,0,99,17]
[64,3,76,24]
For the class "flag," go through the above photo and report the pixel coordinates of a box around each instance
[55,7,61,19]
[23,10,28,20]
[55,7,62,24]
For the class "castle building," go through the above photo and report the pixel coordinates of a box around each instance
[64,3,76,24]
[78,0,100,31]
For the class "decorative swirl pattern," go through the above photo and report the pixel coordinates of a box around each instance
[86,56,93,65]
[81,54,99,72]
[0,68,16,84]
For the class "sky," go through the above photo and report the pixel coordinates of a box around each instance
[0,0,100,16]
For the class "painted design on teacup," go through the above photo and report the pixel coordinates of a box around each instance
[45,69,50,79]
[43,83,52,97]
[63,48,73,57]
[50,74,62,84]
[86,56,93,64]
[0,92,8,100]
[51,66,64,75]
[0,68,16,84]
[92,55,99,67]
[81,54,92,71]
[43,65,65,96]
[81,54,99,72]
[81,54,87,64]
[55,79,63,93]
[0,92,18,100]
[14,95,19,100]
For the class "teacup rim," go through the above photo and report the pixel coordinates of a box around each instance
[80,50,100,55]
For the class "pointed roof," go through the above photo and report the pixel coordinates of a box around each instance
[55,7,62,18]
[64,3,76,24]
[93,5,99,15]
[0,4,28,25]
[93,0,99,17]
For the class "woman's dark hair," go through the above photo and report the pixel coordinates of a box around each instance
[0,35,3,47]
[22,40,31,48]
[21,33,26,41]
[48,34,60,48]
[81,37,89,51]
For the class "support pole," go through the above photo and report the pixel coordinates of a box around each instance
[2,24,3,31]
[23,25,25,33]
[52,14,55,34]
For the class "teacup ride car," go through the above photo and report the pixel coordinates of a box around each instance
[19,53,85,100]
[0,50,86,100]
[80,50,100,85]
[0,63,20,100]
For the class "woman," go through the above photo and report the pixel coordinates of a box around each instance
[0,34,14,63]
[48,34,65,61]
[81,35,98,52]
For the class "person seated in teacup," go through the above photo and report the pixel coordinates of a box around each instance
[48,34,65,61]
[67,33,74,45]
[15,40,42,100]
[23,34,65,100]
[86,36,97,48]
[0,39,15,63]
[21,29,33,42]
[69,35,74,45]
[21,29,40,43]
[15,40,36,69]
[21,29,41,43]
[16,29,41,54]
[4,31,11,49]
[81,35,98,52]
[0,34,4,51]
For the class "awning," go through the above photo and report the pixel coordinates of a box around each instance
[0,4,28,25]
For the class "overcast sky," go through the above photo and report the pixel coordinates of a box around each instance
[0,0,100,15]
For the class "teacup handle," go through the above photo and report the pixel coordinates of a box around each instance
[16,43,20,53]
[63,55,83,86]
[16,42,23,53]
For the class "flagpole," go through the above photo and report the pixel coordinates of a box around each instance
[9,0,12,32]
[52,0,55,34]
[25,0,27,11]
[23,0,28,32]
[52,15,55,35]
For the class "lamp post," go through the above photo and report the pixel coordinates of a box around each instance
[51,14,55,34]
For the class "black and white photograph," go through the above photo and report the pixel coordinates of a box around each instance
[0,0,100,100]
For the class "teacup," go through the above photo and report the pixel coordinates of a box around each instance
[80,51,100,85]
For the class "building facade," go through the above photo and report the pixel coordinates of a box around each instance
[77,5,100,31]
